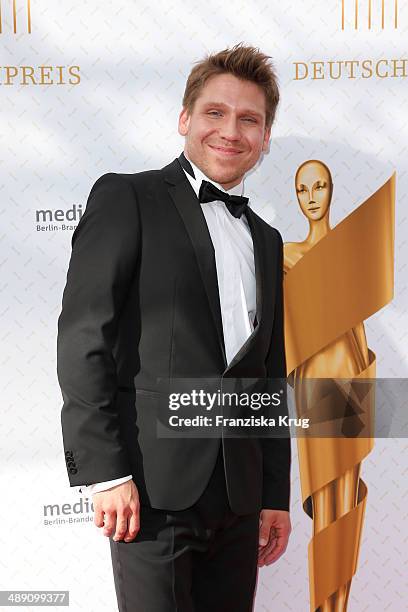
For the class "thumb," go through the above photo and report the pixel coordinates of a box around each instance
[259,519,270,546]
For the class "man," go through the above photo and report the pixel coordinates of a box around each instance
[57,42,291,612]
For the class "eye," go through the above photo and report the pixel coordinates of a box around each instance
[242,117,257,123]
[207,110,222,117]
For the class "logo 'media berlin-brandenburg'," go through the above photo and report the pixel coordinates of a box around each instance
[341,0,399,29]
[0,0,31,34]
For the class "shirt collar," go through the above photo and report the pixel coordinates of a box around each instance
[182,150,245,199]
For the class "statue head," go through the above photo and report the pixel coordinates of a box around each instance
[295,160,333,221]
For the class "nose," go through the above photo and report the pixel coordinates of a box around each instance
[218,114,241,141]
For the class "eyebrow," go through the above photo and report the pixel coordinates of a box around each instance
[297,180,327,188]
[202,101,264,119]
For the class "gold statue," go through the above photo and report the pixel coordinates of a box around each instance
[284,160,377,611]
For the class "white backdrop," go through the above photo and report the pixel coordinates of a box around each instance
[1,1,407,610]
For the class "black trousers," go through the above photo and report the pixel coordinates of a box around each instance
[109,445,261,612]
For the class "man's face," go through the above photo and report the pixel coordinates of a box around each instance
[178,73,271,190]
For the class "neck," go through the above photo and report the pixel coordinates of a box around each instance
[305,215,331,245]
[218,177,243,190]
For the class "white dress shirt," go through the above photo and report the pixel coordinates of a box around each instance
[77,152,256,497]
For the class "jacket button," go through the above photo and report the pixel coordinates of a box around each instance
[65,451,74,457]
[69,467,78,474]
[67,460,76,468]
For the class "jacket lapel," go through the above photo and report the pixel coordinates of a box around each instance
[162,156,227,367]
[224,206,269,373]
[245,206,264,329]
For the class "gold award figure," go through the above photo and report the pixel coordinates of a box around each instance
[283,161,395,611]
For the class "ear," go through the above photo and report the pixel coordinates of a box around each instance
[262,124,271,153]
[178,107,190,136]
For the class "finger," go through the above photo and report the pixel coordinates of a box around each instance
[112,512,130,541]
[258,533,277,557]
[258,521,272,547]
[259,538,278,564]
[102,510,117,537]
[123,507,140,542]
[94,506,104,528]
[263,535,288,565]
[264,545,286,565]
[258,536,278,566]
[258,525,276,549]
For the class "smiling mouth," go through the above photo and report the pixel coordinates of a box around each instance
[208,145,243,156]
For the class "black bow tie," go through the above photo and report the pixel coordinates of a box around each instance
[198,180,249,219]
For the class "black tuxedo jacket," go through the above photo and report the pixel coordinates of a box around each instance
[57,152,291,515]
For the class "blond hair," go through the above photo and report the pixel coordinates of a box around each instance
[182,42,280,129]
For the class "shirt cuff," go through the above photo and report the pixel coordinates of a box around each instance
[77,475,133,497]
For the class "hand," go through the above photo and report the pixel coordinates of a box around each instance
[93,480,140,542]
[258,508,291,567]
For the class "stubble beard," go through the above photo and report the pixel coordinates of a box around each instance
[200,153,248,188]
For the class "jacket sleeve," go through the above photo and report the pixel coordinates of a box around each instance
[261,228,291,511]
[57,173,140,486]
